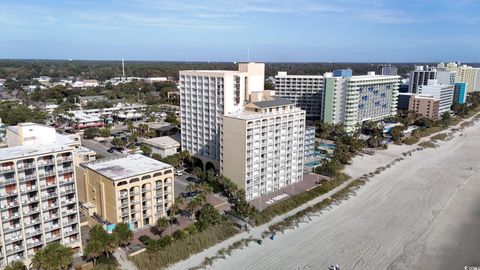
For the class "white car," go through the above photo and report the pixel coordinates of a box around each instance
[175,170,183,176]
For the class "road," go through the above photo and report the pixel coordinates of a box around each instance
[81,139,119,158]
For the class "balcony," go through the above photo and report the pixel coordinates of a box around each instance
[25,229,42,237]
[60,199,76,206]
[38,160,55,167]
[4,235,23,244]
[5,246,24,255]
[58,167,73,174]
[62,208,77,216]
[63,229,79,237]
[3,224,22,233]
[44,224,60,232]
[0,166,15,173]
[0,178,17,186]
[18,174,37,182]
[26,240,43,248]
[21,197,39,204]
[24,218,41,227]
[17,163,35,170]
[38,171,56,178]
[41,193,57,200]
[62,219,77,227]
[43,214,59,221]
[57,156,73,163]
[45,234,61,242]
[60,189,75,195]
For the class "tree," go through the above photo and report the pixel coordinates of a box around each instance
[264,81,275,90]
[4,261,26,270]
[140,143,152,157]
[112,223,133,247]
[84,225,113,265]
[440,111,452,127]
[84,127,100,139]
[32,242,73,270]
[156,217,170,235]
[99,127,111,138]
[111,137,126,149]
[197,203,222,225]
[390,126,405,143]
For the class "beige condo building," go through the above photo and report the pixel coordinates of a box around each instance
[77,154,174,229]
[221,94,306,201]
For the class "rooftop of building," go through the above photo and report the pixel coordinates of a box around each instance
[251,98,293,108]
[82,154,173,181]
[0,144,73,162]
[142,134,180,149]
[7,123,79,146]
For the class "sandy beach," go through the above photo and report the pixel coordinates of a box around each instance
[169,116,480,270]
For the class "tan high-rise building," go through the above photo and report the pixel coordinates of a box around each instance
[0,123,83,267]
[437,62,480,92]
[77,154,174,229]
[221,96,306,201]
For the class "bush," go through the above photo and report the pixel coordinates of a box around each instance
[138,235,151,245]
[419,141,436,148]
[132,222,238,270]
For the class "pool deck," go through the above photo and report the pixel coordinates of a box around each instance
[249,173,330,211]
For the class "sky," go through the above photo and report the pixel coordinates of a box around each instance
[0,0,480,62]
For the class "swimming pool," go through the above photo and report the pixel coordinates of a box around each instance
[319,143,336,150]
[304,160,321,168]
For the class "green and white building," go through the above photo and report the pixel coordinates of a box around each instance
[323,71,400,133]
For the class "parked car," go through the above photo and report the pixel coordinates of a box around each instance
[107,147,115,153]
[175,170,183,176]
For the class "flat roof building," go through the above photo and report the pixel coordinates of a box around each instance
[418,80,454,117]
[409,95,440,120]
[221,97,305,201]
[78,154,174,229]
[179,62,265,169]
[141,135,181,158]
[409,66,437,94]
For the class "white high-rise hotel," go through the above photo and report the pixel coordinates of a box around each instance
[180,63,306,200]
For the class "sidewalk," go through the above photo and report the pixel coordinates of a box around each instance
[114,248,138,270]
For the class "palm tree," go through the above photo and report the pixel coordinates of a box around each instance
[32,242,73,270]
[4,261,26,270]
[156,217,170,235]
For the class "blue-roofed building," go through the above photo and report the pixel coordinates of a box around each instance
[453,82,467,105]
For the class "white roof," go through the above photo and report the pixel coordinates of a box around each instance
[0,144,73,161]
[143,135,180,149]
[83,154,173,181]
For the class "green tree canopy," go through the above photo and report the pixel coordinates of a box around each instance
[156,217,170,235]
[4,261,26,270]
[32,242,73,270]
[112,223,133,247]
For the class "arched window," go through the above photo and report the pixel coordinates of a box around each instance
[164,170,173,174]
[141,175,151,181]
[153,172,162,177]
[117,181,127,186]
[130,178,140,184]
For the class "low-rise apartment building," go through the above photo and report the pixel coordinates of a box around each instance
[409,95,440,120]
[77,154,174,229]
[142,135,181,158]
